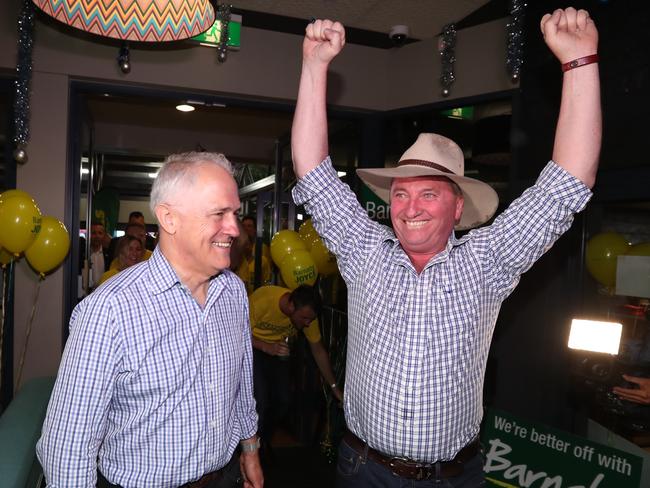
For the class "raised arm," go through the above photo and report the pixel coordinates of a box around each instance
[542,7,601,188]
[291,19,345,178]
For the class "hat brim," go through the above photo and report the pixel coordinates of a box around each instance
[356,165,499,230]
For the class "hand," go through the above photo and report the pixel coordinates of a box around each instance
[265,341,290,357]
[239,450,264,488]
[303,19,346,65]
[540,7,598,64]
[612,375,650,405]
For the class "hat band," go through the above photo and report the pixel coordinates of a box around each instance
[397,159,455,175]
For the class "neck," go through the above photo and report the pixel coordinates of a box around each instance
[158,240,212,307]
[406,252,434,274]
[403,241,448,274]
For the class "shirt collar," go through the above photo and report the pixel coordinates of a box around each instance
[384,230,470,269]
[146,247,233,304]
[146,247,181,295]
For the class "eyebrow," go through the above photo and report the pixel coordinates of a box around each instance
[391,185,439,193]
[207,206,241,213]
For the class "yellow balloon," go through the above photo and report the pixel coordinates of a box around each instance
[0,189,33,203]
[299,219,315,239]
[25,216,70,276]
[0,192,42,254]
[309,236,337,276]
[585,232,629,287]
[627,243,650,257]
[270,230,306,267]
[279,250,318,289]
[0,247,13,266]
[298,219,318,250]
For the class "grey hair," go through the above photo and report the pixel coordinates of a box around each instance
[149,152,233,218]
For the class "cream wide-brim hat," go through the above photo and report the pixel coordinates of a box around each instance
[356,133,499,230]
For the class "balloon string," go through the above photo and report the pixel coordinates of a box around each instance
[15,277,41,393]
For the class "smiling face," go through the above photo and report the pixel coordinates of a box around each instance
[169,163,241,279]
[118,238,143,269]
[390,176,464,260]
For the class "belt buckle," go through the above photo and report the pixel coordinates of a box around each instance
[388,456,409,475]
[388,457,432,481]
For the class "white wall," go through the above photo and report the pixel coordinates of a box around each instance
[80,198,156,228]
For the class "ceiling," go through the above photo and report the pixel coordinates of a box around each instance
[82,0,509,201]
[231,0,494,42]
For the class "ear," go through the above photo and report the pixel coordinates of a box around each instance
[454,195,465,224]
[155,204,178,236]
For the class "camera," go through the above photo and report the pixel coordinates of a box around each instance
[389,25,409,47]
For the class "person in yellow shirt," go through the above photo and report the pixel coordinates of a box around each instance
[230,220,271,295]
[249,284,343,445]
[235,255,272,295]
[241,215,271,262]
[109,223,151,270]
[98,236,142,285]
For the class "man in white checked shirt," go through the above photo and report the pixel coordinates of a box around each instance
[291,7,601,488]
[37,153,263,488]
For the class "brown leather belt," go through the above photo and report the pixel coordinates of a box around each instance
[343,429,480,481]
[180,468,225,488]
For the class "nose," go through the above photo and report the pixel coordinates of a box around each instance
[226,213,240,237]
[404,198,420,218]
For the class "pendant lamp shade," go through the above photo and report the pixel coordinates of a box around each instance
[32,0,216,42]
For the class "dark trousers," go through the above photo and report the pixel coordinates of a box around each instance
[252,348,291,442]
[97,452,242,488]
[336,439,486,488]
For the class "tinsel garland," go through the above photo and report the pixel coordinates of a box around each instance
[439,23,456,98]
[13,0,35,164]
[216,3,231,63]
[506,0,526,82]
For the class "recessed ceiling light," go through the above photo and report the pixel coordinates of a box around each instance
[176,104,195,112]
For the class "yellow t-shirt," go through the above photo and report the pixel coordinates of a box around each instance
[98,267,119,285]
[249,285,320,343]
[110,248,152,270]
[253,242,271,262]
[236,256,272,295]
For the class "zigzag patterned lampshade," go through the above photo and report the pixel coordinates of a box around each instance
[32,0,215,42]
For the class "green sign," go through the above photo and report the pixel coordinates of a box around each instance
[440,106,474,120]
[359,184,390,224]
[191,15,241,48]
[92,188,120,237]
[481,409,642,488]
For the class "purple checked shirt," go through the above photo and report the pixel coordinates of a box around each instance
[37,247,257,487]
[293,157,591,463]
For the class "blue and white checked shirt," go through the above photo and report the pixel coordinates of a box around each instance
[293,157,591,463]
[36,248,258,487]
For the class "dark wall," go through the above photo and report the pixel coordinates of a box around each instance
[488,1,650,431]
[515,0,650,180]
